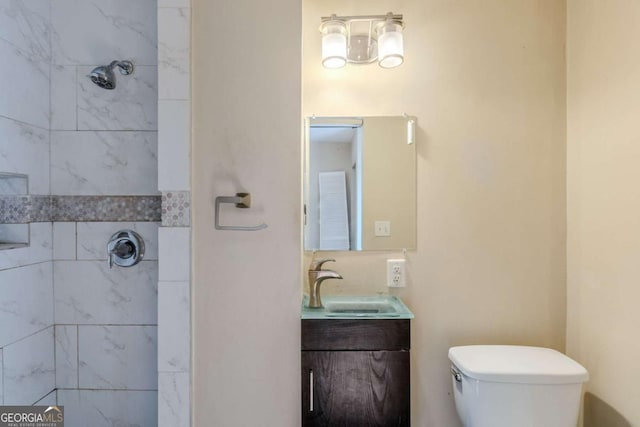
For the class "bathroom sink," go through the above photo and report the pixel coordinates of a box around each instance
[301,295,414,319]
[325,300,396,314]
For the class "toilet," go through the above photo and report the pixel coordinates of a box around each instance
[448,345,589,427]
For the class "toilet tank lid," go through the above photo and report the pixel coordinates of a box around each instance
[448,345,589,384]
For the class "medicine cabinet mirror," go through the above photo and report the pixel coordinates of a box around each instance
[304,115,416,251]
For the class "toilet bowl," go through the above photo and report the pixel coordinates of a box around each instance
[448,345,588,427]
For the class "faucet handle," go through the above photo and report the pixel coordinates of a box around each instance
[309,258,336,271]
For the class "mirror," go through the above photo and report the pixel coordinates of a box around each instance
[304,116,416,251]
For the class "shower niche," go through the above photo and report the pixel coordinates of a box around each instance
[0,172,29,250]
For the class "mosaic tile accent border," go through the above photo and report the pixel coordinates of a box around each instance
[31,195,53,222]
[0,195,31,224]
[0,195,161,223]
[161,191,190,227]
[53,196,161,222]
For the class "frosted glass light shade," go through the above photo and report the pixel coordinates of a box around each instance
[321,21,347,69]
[377,21,404,68]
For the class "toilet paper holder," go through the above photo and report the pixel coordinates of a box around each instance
[214,193,268,231]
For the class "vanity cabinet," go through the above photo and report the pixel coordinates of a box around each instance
[301,319,410,426]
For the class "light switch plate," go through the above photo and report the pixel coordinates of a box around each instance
[375,221,391,237]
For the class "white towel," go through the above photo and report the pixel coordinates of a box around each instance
[318,171,350,250]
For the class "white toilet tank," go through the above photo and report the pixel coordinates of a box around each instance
[448,345,589,427]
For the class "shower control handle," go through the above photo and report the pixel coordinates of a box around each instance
[112,240,135,258]
[107,230,145,269]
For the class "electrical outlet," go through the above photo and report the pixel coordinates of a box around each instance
[387,259,406,288]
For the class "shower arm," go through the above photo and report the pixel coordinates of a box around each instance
[109,60,134,75]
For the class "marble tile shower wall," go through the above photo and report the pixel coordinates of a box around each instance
[0,0,50,129]
[50,0,158,132]
[0,0,55,407]
[2,0,162,421]
[157,1,191,426]
[49,0,159,424]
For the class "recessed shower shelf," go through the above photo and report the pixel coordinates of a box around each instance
[0,172,30,250]
[0,242,29,250]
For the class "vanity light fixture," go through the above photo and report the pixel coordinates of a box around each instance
[320,19,348,68]
[320,12,404,69]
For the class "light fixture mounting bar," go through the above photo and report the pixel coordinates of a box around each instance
[320,13,403,24]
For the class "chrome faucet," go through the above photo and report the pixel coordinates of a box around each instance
[307,259,342,308]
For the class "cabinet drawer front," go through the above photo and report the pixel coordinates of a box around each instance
[301,319,410,351]
[302,351,410,426]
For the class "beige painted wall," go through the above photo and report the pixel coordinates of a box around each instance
[304,0,567,425]
[567,1,640,425]
[191,0,301,425]
[191,0,567,424]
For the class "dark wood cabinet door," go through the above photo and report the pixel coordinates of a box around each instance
[302,350,410,426]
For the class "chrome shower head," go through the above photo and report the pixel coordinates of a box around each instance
[88,60,134,90]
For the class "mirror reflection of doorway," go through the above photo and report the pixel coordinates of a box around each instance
[308,123,363,250]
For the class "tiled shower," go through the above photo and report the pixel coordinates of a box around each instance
[0,0,191,423]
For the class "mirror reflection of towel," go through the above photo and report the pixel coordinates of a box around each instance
[318,171,350,250]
